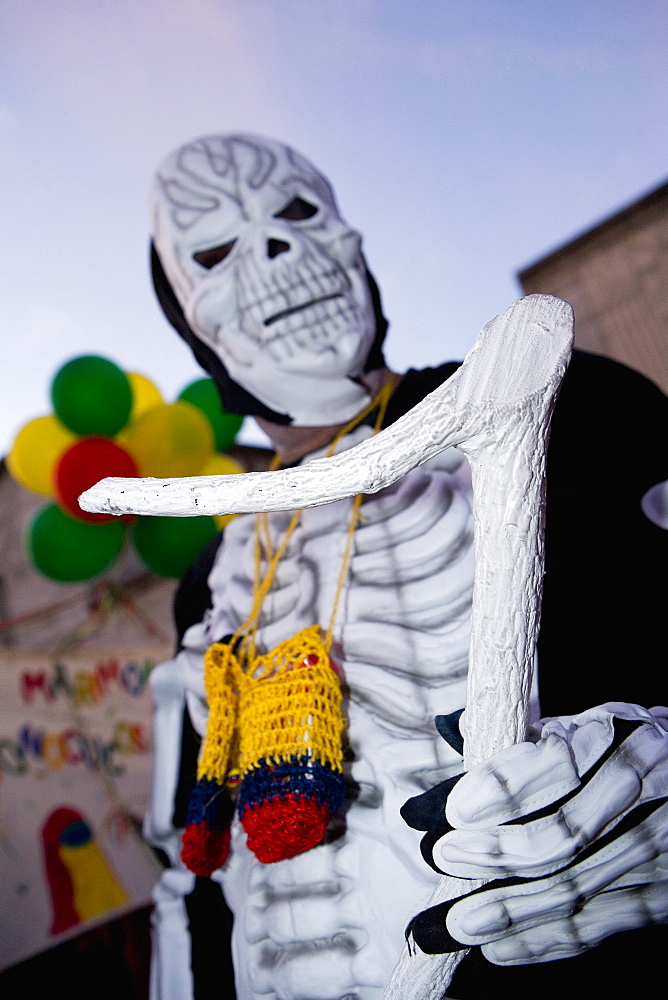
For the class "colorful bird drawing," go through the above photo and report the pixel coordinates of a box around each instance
[41,806,128,934]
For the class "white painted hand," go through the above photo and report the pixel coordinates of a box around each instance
[433,703,668,964]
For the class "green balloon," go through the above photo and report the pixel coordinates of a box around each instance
[28,504,126,582]
[178,378,243,451]
[51,355,133,436]
[132,515,219,579]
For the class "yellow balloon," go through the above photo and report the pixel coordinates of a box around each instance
[123,401,215,478]
[197,452,245,531]
[198,453,245,477]
[126,371,163,421]
[213,513,239,531]
[6,415,76,496]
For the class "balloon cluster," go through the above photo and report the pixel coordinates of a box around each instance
[6,356,244,582]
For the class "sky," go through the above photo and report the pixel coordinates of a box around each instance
[1,0,667,456]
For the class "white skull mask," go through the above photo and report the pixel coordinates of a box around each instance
[151,134,380,426]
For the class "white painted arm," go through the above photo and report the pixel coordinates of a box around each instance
[79,295,572,524]
[383,294,573,999]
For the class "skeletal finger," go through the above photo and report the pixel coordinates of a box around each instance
[480,880,668,966]
[446,801,668,943]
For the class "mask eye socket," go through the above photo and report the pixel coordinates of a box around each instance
[193,240,236,269]
[273,196,318,222]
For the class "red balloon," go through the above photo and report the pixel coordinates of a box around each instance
[54,437,139,523]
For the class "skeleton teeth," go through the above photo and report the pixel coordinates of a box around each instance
[305,258,338,301]
[291,329,311,352]
[236,237,350,335]
[238,252,266,312]
[260,297,357,362]
[264,292,344,328]
[266,334,295,362]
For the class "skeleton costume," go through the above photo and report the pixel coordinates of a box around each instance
[145,134,668,999]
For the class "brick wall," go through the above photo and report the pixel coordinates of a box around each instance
[518,180,668,394]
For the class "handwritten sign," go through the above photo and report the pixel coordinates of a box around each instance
[0,647,171,970]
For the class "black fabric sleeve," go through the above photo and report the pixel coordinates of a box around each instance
[170,531,237,999]
[170,532,224,828]
[537,350,667,716]
[173,533,224,651]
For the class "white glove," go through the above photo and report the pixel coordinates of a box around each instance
[428,703,668,965]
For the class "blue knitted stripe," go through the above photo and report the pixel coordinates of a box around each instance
[186,776,235,829]
[238,756,346,818]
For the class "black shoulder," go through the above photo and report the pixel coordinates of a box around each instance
[539,350,667,716]
[549,349,668,496]
[173,533,224,650]
[383,363,462,426]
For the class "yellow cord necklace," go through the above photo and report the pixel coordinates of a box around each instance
[181,379,395,872]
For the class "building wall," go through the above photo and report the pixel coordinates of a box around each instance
[518,180,668,394]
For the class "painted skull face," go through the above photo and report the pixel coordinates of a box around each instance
[151,134,378,425]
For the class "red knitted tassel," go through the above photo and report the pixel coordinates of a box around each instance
[181,821,231,877]
[241,794,331,864]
